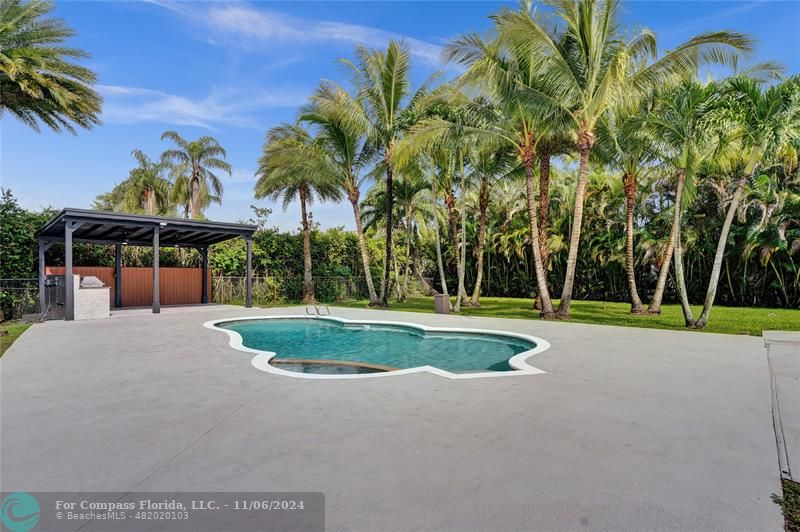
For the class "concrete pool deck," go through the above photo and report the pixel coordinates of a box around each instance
[0,305,786,530]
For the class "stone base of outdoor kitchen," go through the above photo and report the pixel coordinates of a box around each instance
[71,275,110,320]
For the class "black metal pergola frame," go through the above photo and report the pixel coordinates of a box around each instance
[36,209,257,320]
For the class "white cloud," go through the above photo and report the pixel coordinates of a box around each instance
[149,1,445,67]
[97,84,308,129]
[658,1,767,37]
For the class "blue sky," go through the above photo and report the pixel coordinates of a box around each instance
[3,0,799,231]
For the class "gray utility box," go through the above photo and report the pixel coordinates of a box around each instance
[434,293,450,314]
[45,275,66,320]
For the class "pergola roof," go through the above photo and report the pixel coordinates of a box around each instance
[37,208,257,248]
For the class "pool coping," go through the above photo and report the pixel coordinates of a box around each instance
[203,315,551,380]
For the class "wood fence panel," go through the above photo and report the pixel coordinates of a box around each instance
[44,266,211,307]
[121,267,152,307]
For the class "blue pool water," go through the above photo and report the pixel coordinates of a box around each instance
[219,318,536,373]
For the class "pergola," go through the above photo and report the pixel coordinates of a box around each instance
[36,209,257,320]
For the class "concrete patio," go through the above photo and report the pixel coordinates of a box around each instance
[0,305,786,530]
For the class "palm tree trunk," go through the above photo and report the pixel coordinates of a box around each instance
[538,148,551,271]
[647,234,675,314]
[379,150,394,306]
[402,213,413,302]
[445,189,470,306]
[696,166,758,328]
[647,169,684,314]
[664,168,694,325]
[431,180,450,303]
[392,249,403,301]
[558,133,593,317]
[455,159,468,313]
[523,142,555,318]
[470,183,489,306]
[299,186,314,304]
[673,231,695,326]
[144,188,156,215]
[349,191,379,305]
[411,244,437,296]
[189,175,200,219]
[623,172,644,313]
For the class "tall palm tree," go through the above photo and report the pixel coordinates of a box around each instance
[255,124,342,304]
[595,96,658,313]
[440,29,565,317]
[423,149,454,305]
[300,83,380,305]
[644,81,732,324]
[0,0,100,132]
[320,40,439,305]
[360,170,432,302]
[468,145,521,305]
[169,163,220,219]
[695,76,800,327]
[160,131,231,219]
[93,151,172,215]
[392,172,432,301]
[122,150,171,215]
[495,0,754,317]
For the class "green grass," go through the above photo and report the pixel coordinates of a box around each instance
[774,479,800,532]
[331,296,800,336]
[0,322,31,356]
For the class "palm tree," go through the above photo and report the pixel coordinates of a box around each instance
[695,76,800,328]
[300,83,380,305]
[160,131,231,219]
[0,0,101,132]
[360,170,431,302]
[392,172,432,301]
[439,30,563,317]
[495,0,754,317]
[738,175,800,307]
[122,150,172,215]
[468,145,521,305]
[93,150,172,215]
[169,163,220,219]
[255,123,342,303]
[423,149,454,305]
[321,40,439,305]
[595,96,658,313]
[644,81,732,324]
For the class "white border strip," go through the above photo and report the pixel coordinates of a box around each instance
[204,315,550,380]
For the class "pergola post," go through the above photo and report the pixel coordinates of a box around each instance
[114,243,123,308]
[245,236,252,308]
[38,237,46,315]
[152,226,160,314]
[65,221,75,321]
[201,247,209,304]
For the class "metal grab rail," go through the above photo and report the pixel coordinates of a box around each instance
[305,303,331,316]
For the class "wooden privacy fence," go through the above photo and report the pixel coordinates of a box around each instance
[45,266,211,307]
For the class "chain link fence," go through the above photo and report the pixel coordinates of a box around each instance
[212,275,434,306]
[0,278,39,321]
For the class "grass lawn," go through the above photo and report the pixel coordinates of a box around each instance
[774,479,800,532]
[0,322,31,357]
[332,297,800,336]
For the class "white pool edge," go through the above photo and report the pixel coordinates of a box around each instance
[203,315,551,380]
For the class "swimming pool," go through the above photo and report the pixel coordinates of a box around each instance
[207,316,550,379]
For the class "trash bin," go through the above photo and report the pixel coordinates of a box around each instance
[434,293,450,314]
